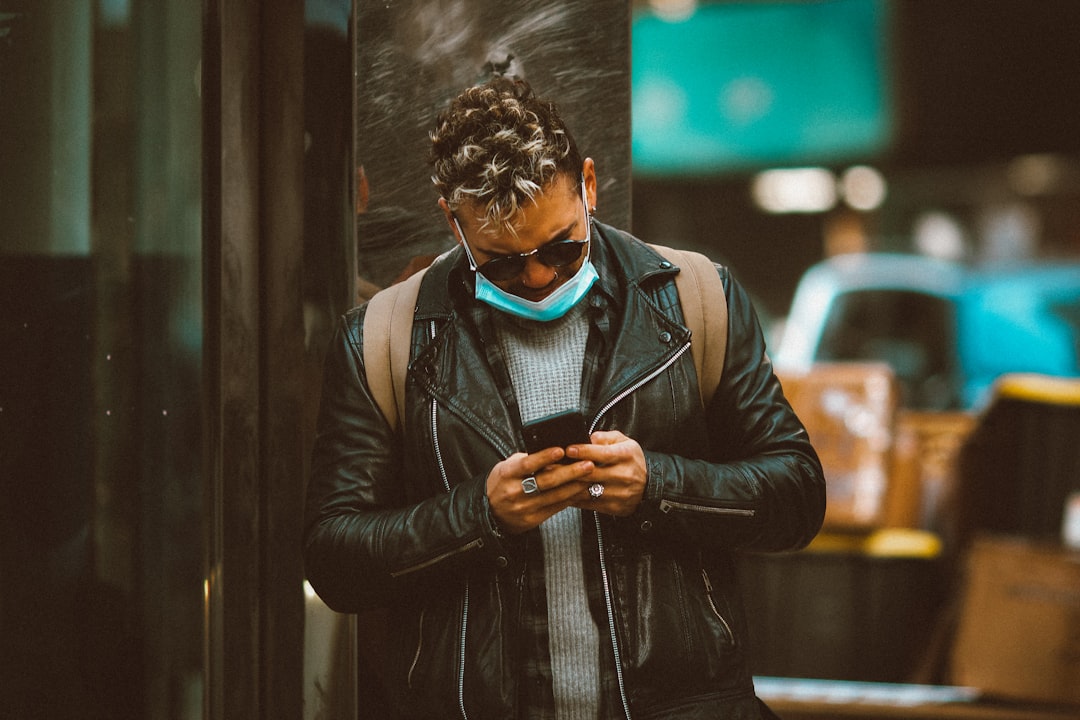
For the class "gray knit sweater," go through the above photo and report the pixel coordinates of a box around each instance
[493,302,600,720]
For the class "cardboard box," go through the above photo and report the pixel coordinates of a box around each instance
[889,410,976,533]
[950,536,1080,706]
[778,363,899,529]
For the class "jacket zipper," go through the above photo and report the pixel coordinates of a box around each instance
[594,512,633,720]
[388,384,488,578]
[388,538,486,578]
[590,341,691,431]
[424,320,472,719]
[588,340,693,720]
[407,608,426,688]
[701,569,735,644]
[457,583,470,720]
[658,499,755,517]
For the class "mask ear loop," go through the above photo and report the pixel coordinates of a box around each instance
[579,177,593,264]
[452,215,481,272]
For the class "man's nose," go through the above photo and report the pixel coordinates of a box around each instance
[519,254,557,288]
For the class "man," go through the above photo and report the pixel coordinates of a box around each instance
[305,76,825,719]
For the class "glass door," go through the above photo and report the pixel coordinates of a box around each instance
[0,3,204,717]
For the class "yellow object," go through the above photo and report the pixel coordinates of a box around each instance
[993,373,1080,406]
[805,528,942,558]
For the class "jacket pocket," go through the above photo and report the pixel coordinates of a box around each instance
[406,607,429,690]
[393,591,464,714]
[614,555,744,704]
[701,568,736,646]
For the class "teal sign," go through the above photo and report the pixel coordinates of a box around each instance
[632,0,892,175]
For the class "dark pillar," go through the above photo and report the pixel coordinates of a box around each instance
[203,2,306,718]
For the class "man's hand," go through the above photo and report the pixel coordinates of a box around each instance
[565,430,647,516]
[486,447,595,535]
[486,430,647,533]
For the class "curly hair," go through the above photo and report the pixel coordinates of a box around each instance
[430,77,582,234]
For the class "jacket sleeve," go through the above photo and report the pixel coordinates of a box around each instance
[641,268,826,552]
[302,308,508,613]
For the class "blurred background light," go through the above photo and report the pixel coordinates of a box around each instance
[913,210,968,262]
[634,75,688,134]
[840,165,887,211]
[1006,153,1067,196]
[752,167,838,214]
[978,202,1041,264]
[647,0,698,23]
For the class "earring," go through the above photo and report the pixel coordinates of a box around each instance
[590,205,597,213]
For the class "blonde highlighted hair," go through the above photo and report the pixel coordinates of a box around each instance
[430,77,582,234]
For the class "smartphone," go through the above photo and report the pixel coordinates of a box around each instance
[522,410,591,464]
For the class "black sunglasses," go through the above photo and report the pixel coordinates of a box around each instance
[454,178,593,282]
[472,238,588,282]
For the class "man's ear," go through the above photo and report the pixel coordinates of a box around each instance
[438,197,463,246]
[582,157,598,212]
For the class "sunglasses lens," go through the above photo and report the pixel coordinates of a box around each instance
[476,240,587,282]
[539,240,586,267]
[478,257,527,282]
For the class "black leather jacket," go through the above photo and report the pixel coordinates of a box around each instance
[304,223,825,719]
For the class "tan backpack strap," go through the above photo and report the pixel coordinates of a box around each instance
[362,268,428,431]
[650,244,728,406]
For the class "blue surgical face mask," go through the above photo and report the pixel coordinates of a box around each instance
[456,183,598,322]
[474,248,598,322]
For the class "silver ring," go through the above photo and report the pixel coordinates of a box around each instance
[521,476,539,495]
[588,482,605,498]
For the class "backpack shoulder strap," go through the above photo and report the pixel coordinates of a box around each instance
[361,267,428,432]
[649,244,728,406]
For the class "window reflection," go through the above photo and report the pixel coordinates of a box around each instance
[0,3,203,718]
